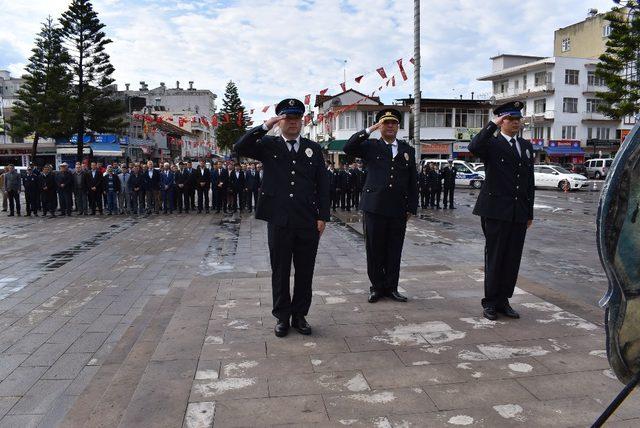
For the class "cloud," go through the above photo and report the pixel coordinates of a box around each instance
[0,0,616,122]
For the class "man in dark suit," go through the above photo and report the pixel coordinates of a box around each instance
[338,163,353,211]
[128,164,145,215]
[419,164,430,209]
[352,162,365,210]
[87,162,104,215]
[229,163,245,212]
[39,165,57,217]
[160,162,175,214]
[182,161,195,212]
[442,159,457,209]
[55,163,74,216]
[327,161,340,211]
[428,164,442,209]
[235,98,330,338]
[468,101,534,321]
[245,163,259,213]
[194,159,211,214]
[211,161,228,213]
[143,160,161,214]
[344,108,418,303]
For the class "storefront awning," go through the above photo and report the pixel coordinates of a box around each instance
[545,146,585,156]
[91,143,122,157]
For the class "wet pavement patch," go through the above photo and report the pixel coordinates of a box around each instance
[199,217,241,276]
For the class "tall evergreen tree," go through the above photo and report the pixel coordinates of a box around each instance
[59,0,124,162]
[9,16,73,161]
[215,81,250,153]
[596,2,640,119]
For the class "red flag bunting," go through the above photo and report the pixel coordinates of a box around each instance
[409,57,415,65]
[319,88,329,96]
[236,111,244,127]
[211,115,218,127]
[304,94,311,105]
[385,79,390,87]
[304,115,311,125]
[392,76,396,87]
[223,113,230,124]
[261,105,270,113]
[397,59,408,81]
[354,75,363,83]
[376,67,387,79]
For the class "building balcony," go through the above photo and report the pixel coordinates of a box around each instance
[582,111,617,121]
[526,111,555,122]
[583,85,608,94]
[493,85,554,102]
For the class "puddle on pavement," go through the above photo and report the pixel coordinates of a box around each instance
[199,217,241,275]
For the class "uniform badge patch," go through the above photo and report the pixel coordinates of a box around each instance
[404,152,409,161]
[305,148,313,158]
[526,149,530,159]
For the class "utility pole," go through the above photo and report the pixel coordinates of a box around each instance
[413,0,421,164]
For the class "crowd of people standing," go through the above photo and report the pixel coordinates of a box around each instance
[0,159,265,217]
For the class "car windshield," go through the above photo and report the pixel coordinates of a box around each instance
[553,166,571,174]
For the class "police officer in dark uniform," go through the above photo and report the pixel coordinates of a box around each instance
[428,163,442,209]
[235,98,330,337]
[442,158,457,209]
[469,101,534,321]
[328,162,340,211]
[418,164,429,209]
[344,108,418,303]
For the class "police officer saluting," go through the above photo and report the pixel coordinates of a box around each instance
[344,108,418,303]
[468,101,534,321]
[235,98,330,337]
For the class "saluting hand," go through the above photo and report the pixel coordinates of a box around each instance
[317,220,326,237]
[264,115,286,130]
[491,113,510,127]
[368,120,385,133]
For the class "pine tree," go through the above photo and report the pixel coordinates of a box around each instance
[9,16,73,161]
[596,3,640,119]
[59,0,125,162]
[215,81,250,154]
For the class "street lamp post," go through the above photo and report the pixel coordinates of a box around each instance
[413,0,421,164]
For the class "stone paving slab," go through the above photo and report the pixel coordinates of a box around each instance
[0,203,636,427]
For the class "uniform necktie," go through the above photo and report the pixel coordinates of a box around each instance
[387,143,393,158]
[509,138,520,158]
[286,140,297,153]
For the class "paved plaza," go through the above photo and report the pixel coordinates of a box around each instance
[0,188,638,427]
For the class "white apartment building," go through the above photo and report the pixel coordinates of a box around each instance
[478,54,621,162]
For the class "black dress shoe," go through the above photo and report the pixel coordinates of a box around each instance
[274,319,290,337]
[498,304,520,319]
[388,291,408,302]
[291,316,312,335]
[483,306,498,321]
[368,291,382,303]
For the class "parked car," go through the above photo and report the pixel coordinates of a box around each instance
[473,164,485,173]
[533,164,588,190]
[585,158,613,179]
[420,159,484,189]
[563,163,588,176]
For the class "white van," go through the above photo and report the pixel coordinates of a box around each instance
[584,158,613,179]
[419,159,485,189]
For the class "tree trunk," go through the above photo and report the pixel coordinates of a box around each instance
[31,131,40,164]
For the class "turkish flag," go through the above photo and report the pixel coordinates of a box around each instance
[304,115,311,125]
[304,94,311,105]
[355,75,363,83]
[319,88,329,96]
[397,59,408,81]
[211,115,218,127]
[376,67,387,79]
[223,113,230,124]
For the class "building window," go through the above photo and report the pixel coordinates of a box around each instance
[338,111,356,130]
[514,80,519,91]
[562,125,577,139]
[587,71,606,86]
[534,71,551,87]
[532,126,545,139]
[455,109,489,128]
[603,25,612,38]
[586,98,604,113]
[365,111,376,128]
[523,74,527,90]
[561,37,571,52]
[493,80,509,94]
[588,127,611,139]
[534,99,546,114]
[563,97,578,113]
[422,108,453,127]
[565,69,579,85]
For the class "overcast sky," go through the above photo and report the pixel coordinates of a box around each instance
[0,0,616,120]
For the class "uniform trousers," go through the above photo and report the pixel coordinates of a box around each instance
[267,223,319,321]
[363,211,407,294]
[481,217,527,309]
